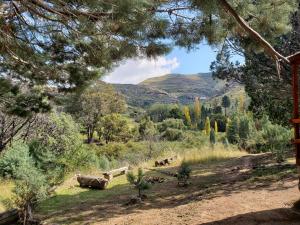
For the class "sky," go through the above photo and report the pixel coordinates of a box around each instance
[103,42,244,84]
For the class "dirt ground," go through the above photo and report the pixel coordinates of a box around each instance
[42,154,300,225]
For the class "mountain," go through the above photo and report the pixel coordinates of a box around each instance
[113,73,241,107]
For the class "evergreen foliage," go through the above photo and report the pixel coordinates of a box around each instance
[177,161,192,187]
[126,168,150,198]
[210,129,216,146]
[222,95,231,116]
[97,114,133,144]
[226,117,240,144]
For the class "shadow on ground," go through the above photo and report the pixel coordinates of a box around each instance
[38,153,300,225]
[200,208,300,225]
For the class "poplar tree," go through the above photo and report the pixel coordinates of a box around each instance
[183,106,192,127]
[194,97,201,126]
[205,117,211,136]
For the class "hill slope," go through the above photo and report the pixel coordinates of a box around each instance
[113,73,241,107]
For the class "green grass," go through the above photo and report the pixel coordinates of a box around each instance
[37,174,130,215]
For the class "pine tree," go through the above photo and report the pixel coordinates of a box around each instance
[210,129,216,146]
[126,168,150,198]
[205,117,211,136]
[226,117,239,144]
[222,95,231,116]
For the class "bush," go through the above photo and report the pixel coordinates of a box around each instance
[226,117,239,144]
[138,116,156,140]
[177,161,192,186]
[126,168,150,198]
[161,128,184,141]
[157,118,186,132]
[261,121,292,162]
[0,142,34,178]
[210,114,227,132]
[97,114,133,144]
[13,163,48,224]
[209,129,216,145]
[33,112,95,172]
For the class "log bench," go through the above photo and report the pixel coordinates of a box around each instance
[77,175,108,190]
[155,156,177,167]
[102,166,128,181]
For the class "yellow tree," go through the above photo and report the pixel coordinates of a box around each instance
[183,106,191,127]
[205,117,211,136]
[194,97,201,126]
[214,121,218,134]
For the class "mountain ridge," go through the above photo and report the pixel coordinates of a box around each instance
[113,73,241,107]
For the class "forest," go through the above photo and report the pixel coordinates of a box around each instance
[0,1,300,225]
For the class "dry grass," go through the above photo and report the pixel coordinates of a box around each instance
[0,179,14,212]
[181,144,246,165]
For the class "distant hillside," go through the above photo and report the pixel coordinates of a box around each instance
[113,73,242,107]
[113,84,178,108]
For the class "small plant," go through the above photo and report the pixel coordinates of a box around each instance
[177,161,192,187]
[126,168,150,198]
[209,129,216,146]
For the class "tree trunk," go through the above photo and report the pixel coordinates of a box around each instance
[87,126,94,143]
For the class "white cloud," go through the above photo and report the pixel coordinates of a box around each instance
[103,56,179,84]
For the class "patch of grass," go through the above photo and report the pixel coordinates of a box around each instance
[250,165,297,181]
[37,174,130,215]
[181,144,246,165]
[0,179,14,212]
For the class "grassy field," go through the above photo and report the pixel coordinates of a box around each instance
[36,145,245,215]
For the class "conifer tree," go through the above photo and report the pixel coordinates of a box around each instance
[222,95,231,116]
[226,117,240,144]
[210,129,216,146]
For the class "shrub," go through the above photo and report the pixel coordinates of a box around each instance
[0,142,34,178]
[98,155,110,170]
[209,129,216,145]
[261,121,292,162]
[239,115,251,141]
[210,114,227,132]
[138,116,156,140]
[177,161,192,186]
[13,163,48,224]
[97,114,133,144]
[126,168,150,198]
[161,128,184,141]
[226,116,239,144]
[157,118,186,132]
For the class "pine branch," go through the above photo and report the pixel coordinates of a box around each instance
[219,0,289,64]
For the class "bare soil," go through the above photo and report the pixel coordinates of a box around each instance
[42,153,300,225]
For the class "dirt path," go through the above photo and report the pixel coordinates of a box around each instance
[42,154,300,225]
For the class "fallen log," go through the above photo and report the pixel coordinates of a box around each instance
[102,166,128,181]
[0,209,19,225]
[155,156,177,167]
[77,175,108,190]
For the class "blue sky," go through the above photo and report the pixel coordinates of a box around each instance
[167,43,221,74]
[103,41,244,84]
